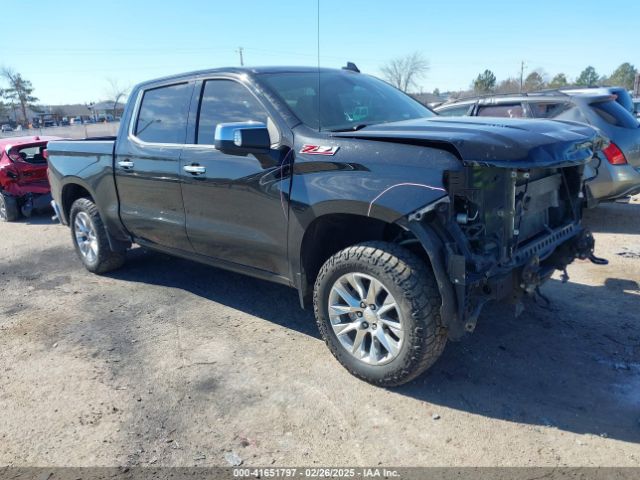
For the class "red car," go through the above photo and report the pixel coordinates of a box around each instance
[0,136,60,222]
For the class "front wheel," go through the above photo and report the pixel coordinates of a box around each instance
[313,241,447,387]
[69,198,126,274]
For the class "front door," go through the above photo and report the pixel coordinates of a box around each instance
[180,78,291,277]
[115,81,194,252]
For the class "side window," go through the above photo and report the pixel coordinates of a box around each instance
[437,105,471,117]
[197,80,268,145]
[477,104,524,118]
[529,102,571,118]
[134,83,192,144]
[11,146,46,164]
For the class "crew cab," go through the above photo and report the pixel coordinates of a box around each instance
[0,136,59,222]
[47,66,605,386]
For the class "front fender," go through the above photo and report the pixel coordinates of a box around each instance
[404,218,463,340]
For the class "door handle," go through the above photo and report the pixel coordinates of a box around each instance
[183,164,206,175]
[118,160,135,170]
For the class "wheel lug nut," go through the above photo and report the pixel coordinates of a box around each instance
[356,312,363,318]
[360,302,366,309]
[361,321,369,329]
[372,323,377,329]
[370,304,376,310]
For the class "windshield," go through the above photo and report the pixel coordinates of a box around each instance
[260,71,434,131]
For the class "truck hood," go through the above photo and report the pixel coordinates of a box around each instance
[333,116,605,168]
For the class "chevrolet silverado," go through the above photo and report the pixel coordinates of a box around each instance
[47,66,605,386]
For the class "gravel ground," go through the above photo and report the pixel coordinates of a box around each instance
[0,198,639,467]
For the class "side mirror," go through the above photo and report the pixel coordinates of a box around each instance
[214,122,271,156]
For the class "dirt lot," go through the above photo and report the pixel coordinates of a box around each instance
[1,199,639,467]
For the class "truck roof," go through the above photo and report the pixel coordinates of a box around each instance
[133,66,358,88]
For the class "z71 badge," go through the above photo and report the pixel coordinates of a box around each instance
[299,144,340,155]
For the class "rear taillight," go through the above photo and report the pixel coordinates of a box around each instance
[602,142,627,165]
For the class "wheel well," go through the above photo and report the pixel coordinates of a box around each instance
[61,183,93,220]
[299,214,423,304]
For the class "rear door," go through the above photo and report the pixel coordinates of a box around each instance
[179,77,291,277]
[114,81,195,251]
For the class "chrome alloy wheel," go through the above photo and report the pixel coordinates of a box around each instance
[74,211,98,263]
[328,273,404,365]
[0,196,6,220]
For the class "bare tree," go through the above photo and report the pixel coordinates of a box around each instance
[1,68,38,126]
[494,77,521,94]
[105,78,130,119]
[0,88,7,120]
[380,52,429,93]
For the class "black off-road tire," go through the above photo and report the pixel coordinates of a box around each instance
[314,241,447,387]
[0,192,20,222]
[69,198,126,274]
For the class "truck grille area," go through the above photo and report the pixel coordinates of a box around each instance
[445,165,583,272]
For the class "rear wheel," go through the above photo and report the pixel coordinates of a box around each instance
[314,241,447,387]
[69,198,126,273]
[0,192,20,222]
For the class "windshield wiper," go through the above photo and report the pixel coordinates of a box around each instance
[328,124,372,132]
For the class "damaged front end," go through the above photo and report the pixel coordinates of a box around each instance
[407,162,605,340]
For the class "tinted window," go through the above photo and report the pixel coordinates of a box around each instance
[197,80,268,145]
[477,104,524,118]
[529,102,571,118]
[591,100,640,129]
[135,83,191,144]
[261,72,433,131]
[437,105,471,117]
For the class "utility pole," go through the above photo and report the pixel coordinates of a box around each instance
[519,61,526,92]
[237,47,244,67]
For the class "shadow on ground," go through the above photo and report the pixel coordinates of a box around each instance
[107,247,319,339]
[14,210,56,226]
[105,245,640,443]
[397,276,640,443]
[583,200,640,235]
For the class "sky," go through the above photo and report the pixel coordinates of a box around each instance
[2,0,639,105]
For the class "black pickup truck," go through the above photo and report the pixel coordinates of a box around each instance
[47,66,605,386]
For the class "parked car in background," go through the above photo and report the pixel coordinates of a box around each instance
[435,90,640,204]
[47,66,605,386]
[1,124,13,133]
[0,136,60,222]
